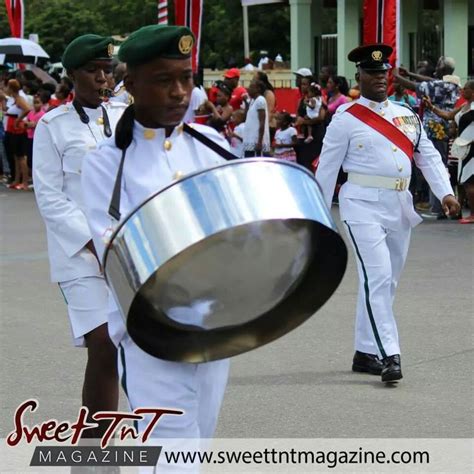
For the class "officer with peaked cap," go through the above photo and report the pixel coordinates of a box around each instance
[315,44,460,383]
[81,25,230,438]
[33,34,126,437]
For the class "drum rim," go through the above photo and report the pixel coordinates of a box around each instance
[103,158,316,269]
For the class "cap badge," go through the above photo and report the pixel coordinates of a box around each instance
[178,35,194,55]
[107,43,114,57]
[371,50,383,61]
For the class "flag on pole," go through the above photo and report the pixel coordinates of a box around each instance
[157,0,168,25]
[363,0,400,94]
[174,0,204,72]
[362,0,399,68]
[5,0,25,38]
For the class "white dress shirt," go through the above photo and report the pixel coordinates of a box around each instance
[81,121,228,345]
[33,101,126,282]
[316,96,453,227]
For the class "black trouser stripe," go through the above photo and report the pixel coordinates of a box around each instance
[345,222,387,358]
[118,343,138,431]
[119,343,128,397]
[58,283,68,304]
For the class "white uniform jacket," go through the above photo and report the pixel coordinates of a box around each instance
[81,121,228,345]
[33,101,126,282]
[316,96,453,227]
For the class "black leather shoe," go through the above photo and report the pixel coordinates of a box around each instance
[381,354,403,382]
[352,351,383,375]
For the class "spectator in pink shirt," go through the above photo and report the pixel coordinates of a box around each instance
[326,76,350,119]
[25,94,46,172]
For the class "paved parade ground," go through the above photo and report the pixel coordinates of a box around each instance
[0,186,472,440]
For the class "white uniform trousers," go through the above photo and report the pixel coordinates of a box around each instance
[117,325,230,439]
[58,276,109,347]
[343,220,411,359]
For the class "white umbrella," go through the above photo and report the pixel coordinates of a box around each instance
[0,37,49,63]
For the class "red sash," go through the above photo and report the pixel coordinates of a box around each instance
[346,103,414,160]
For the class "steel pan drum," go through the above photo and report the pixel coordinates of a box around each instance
[104,159,347,362]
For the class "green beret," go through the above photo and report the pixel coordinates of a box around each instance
[62,34,114,70]
[118,25,195,66]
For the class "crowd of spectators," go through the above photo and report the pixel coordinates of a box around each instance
[0,63,124,190]
[1,55,472,222]
[393,57,473,222]
[0,69,75,189]
[192,57,472,222]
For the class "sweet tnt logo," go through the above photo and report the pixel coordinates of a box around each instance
[7,399,184,449]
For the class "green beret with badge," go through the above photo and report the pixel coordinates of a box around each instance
[118,25,195,66]
[62,34,114,70]
[348,43,393,71]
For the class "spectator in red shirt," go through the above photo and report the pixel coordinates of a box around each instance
[207,81,220,104]
[223,68,247,111]
[48,84,70,109]
[455,94,467,108]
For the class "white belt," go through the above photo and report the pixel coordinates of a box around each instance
[348,173,410,191]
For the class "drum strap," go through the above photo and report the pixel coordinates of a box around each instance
[108,147,126,221]
[183,123,237,161]
[108,122,235,221]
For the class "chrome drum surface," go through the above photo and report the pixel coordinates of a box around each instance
[104,159,347,362]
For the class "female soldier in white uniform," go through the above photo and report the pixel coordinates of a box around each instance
[33,35,126,436]
[315,44,460,383]
[81,26,230,439]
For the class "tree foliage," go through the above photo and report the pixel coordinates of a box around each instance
[0,0,291,66]
[0,0,163,61]
[200,0,290,69]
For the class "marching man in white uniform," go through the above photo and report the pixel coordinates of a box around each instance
[33,35,126,436]
[81,25,230,439]
[315,44,460,382]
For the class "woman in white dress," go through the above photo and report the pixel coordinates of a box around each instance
[242,79,271,157]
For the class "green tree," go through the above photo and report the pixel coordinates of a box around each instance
[0,3,12,38]
[0,0,295,67]
[25,1,107,61]
[87,0,167,37]
[200,0,290,69]
[1,0,167,62]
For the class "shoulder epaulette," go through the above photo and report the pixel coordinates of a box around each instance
[392,100,417,114]
[338,101,357,114]
[40,104,72,124]
[106,100,128,109]
[114,85,127,96]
